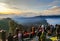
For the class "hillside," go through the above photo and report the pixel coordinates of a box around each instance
[0,17,48,31]
[35,15,60,18]
[0,18,11,31]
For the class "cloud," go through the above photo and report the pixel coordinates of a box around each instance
[18,6,60,17]
[0,6,60,17]
[0,14,16,18]
[41,6,60,15]
[0,0,60,17]
[4,0,53,10]
[13,6,60,17]
[1,0,59,10]
[1,0,60,10]
[49,0,60,6]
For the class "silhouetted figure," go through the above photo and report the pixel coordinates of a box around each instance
[7,33,13,41]
[56,25,60,39]
[15,28,20,41]
[30,26,36,38]
[21,32,24,41]
[37,27,42,41]
[40,31,46,41]
[46,26,50,31]
[50,25,54,33]
[1,30,6,41]
[13,35,17,41]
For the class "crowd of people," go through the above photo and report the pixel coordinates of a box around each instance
[0,24,60,41]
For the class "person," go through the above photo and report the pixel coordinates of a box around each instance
[50,25,54,33]
[40,31,46,41]
[46,25,52,36]
[7,33,13,41]
[30,26,36,38]
[23,30,29,38]
[1,30,6,41]
[13,34,18,41]
[56,25,60,39]
[37,26,42,41]
[18,31,22,41]
[15,28,20,41]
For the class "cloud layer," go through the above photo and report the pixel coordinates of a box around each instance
[0,0,60,17]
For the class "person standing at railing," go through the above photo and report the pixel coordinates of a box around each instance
[7,33,13,41]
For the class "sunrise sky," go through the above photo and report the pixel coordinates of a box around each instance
[0,0,60,18]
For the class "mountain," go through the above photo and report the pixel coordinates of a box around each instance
[35,15,60,18]
[0,15,60,31]
[13,17,48,26]
[0,18,11,31]
[0,17,48,32]
[12,15,60,26]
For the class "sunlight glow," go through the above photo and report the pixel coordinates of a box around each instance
[0,3,11,14]
[0,3,21,14]
[0,3,8,12]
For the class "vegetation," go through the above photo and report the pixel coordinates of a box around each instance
[0,18,23,33]
[0,18,48,32]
